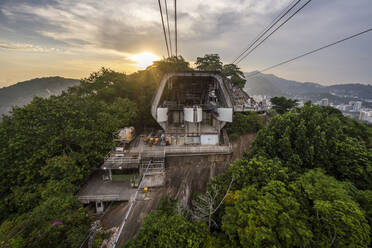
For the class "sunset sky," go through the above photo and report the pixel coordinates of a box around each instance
[0,0,371,87]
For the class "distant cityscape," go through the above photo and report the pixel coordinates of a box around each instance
[314,98,372,123]
[249,94,372,124]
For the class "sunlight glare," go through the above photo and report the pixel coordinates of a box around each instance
[130,52,160,69]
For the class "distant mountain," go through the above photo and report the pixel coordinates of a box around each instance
[244,71,372,106]
[0,77,80,116]
[328,84,372,100]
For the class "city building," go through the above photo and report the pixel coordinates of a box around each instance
[353,101,362,111]
[359,110,372,123]
[320,98,329,106]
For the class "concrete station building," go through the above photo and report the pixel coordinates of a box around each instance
[151,71,234,145]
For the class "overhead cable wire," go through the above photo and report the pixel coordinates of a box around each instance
[164,0,173,56]
[158,0,170,57]
[236,0,312,65]
[232,0,301,64]
[174,0,178,57]
[246,27,372,78]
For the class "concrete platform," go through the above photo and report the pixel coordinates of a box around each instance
[142,172,165,187]
[77,171,136,203]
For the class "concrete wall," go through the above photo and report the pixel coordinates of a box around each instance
[142,172,165,188]
[157,108,168,122]
[200,134,219,145]
[217,108,233,122]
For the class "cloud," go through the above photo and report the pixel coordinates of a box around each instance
[0,41,65,53]
[0,0,293,54]
[1,0,161,53]
[0,0,372,85]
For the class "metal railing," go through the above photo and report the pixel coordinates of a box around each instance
[103,157,141,165]
[77,194,121,202]
[164,145,232,154]
[234,105,267,112]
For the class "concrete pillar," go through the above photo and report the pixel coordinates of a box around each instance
[96,201,104,213]
[210,161,216,179]
[108,169,112,181]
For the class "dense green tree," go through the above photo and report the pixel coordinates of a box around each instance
[196,55,246,87]
[251,103,372,189]
[340,115,372,148]
[195,54,223,71]
[0,56,197,247]
[221,64,244,78]
[228,156,289,190]
[230,112,264,137]
[356,190,372,227]
[222,181,313,247]
[222,170,370,248]
[222,64,246,88]
[294,169,370,247]
[149,55,192,74]
[125,198,209,248]
[0,68,146,247]
[230,75,246,89]
[270,96,298,114]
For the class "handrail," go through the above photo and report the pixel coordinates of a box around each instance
[104,157,140,162]
[164,145,231,154]
[234,105,267,112]
[77,194,120,200]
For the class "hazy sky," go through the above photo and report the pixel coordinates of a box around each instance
[0,0,371,87]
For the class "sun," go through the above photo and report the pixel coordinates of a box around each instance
[130,52,160,69]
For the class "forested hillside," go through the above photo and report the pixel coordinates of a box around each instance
[127,103,372,248]
[0,56,192,247]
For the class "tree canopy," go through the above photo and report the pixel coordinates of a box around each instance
[222,64,246,88]
[128,101,372,248]
[270,96,298,114]
[125,198,209,248]
[195,54,223,71]
[251,102,372,190]
[0,66,164,247]
[195,54,246,88]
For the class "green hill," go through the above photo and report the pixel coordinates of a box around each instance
[0,77,79,116]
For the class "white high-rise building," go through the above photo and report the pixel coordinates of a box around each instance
[353,101,362,111]
[359,110,372,123]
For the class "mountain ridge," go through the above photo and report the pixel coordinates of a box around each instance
[0,76,80,116]
[244,72,372,106]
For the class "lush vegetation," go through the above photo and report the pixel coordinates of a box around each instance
[126,198,209,248]
[0,69,141,247]
[229,112,264,139]
[270,96,298,114]
[196,54,246,88]
[0,56,193,247]
[127,102,372,248]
